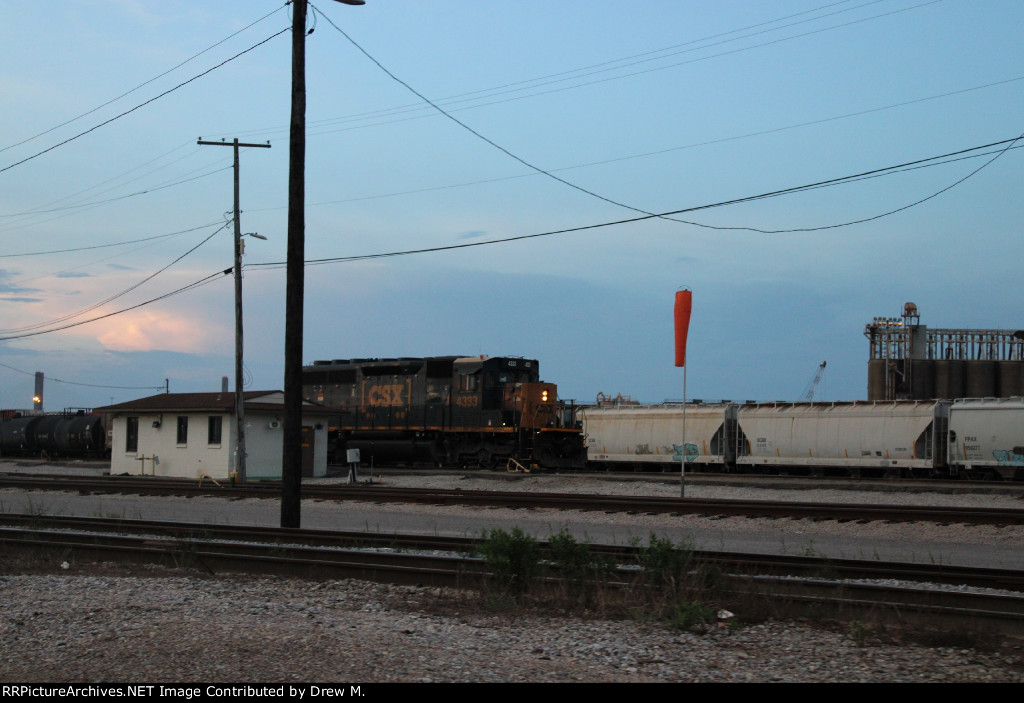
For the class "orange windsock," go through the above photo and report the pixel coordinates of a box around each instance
[674,289,692,367]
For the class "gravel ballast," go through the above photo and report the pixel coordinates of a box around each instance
[2,572,1023,683]
[3,466,1024,682]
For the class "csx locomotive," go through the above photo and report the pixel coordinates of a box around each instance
[302,355,584,469]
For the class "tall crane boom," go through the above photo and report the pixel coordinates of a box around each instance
[802,361,827,401]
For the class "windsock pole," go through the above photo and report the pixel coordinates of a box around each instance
[674,288,692,498]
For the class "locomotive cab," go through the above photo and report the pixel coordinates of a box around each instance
[515,382,560,429]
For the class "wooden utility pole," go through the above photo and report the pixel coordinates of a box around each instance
[197,137,270,482]
[281,0,309,529]
[282,0,364,528]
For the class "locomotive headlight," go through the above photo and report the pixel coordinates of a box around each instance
[541,390,549,402]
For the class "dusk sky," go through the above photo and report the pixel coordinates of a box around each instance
[0,1,1021,411]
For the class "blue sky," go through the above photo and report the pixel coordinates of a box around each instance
[0,0,1021,410]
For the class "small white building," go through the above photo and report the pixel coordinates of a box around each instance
[96,391,331,480]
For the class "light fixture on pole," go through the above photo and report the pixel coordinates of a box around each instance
[282,0,365,529]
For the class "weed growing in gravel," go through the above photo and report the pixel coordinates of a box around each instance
[634,533,694,593]
[801,540,822,558]
[477,526,541,600]
[545,529,613,608]
[850,620,872,646]
[22,495,53,516]
[668,600,716,631]
[476,528,736,632]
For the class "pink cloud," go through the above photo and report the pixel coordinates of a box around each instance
[95,311,226,353]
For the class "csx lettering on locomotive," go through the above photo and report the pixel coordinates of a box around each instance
[366,384,405,406]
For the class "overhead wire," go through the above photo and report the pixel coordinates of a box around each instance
[0,361,163,391]
[0,2,1009,341]
[0,4,287,156]
[314,1,1009,237]
[0,268,230,342]
[0,221,224,259]
[0,27,290,175]
[236,0,920,140]
[245,135,1023,269]
[300,0,945,139]
[322,0,878,120]
[6,136,1018,341]
[0,165,231,220]
[240,74,1024,214]
[0,221,231,334]
[0,141,197,221]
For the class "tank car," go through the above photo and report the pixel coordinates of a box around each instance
[0,411,107,459]
[0,416,42,455]
[302,355,584,469]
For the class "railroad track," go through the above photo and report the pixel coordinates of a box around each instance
[3,474,1024,525]
[3,513,1024,638]
[1,513,1022,589]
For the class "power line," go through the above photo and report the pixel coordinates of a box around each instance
[0,27,290,175]
[0,5,287,156]
[0,361,163,391]
[0,221,223,259]
[238,0,919,140]
[314,5,1014,238]
[0,269,229,342]
[7,135,1017,342]
[240,74,1024,216]
[246,135,1023,269]
[0,167,230,220]
[0,222,230,334]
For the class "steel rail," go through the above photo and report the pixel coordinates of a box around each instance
[2,513,1023,590]
[4,521,1024,638]
[3,475,1024,525]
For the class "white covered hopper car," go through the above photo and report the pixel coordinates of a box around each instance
[583,400,970,478]
[948,397,1024,480]
[582,404,734,469]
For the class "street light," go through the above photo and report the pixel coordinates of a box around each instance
[282,0,365,529]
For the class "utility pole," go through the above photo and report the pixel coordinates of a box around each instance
[282,0,364,528]
[197,138,270,482]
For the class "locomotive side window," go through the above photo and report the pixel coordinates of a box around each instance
[125,417,139,453]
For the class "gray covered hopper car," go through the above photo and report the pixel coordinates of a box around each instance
[948,397,1024,479]
[583,400,957,478]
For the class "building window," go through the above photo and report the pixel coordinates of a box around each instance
[126,417,139,453]
[208,416,222,445]
[177,416,188,445]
